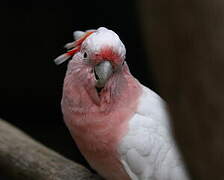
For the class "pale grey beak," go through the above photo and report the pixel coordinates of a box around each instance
[94,61,113,88]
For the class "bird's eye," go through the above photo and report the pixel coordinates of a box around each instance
[83,52,88,58]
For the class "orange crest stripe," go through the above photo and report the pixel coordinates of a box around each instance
[66,46,81,56]
[54,30,95,65]
[74,31,95,47]
[66,31,95,57]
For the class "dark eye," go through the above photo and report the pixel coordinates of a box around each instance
[122,61,125,66]
[83,52,88,58]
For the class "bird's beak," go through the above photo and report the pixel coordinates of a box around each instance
[94,61,113,88]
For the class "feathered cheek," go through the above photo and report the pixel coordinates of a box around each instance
[75,66,94,86]
[86,69,96,85]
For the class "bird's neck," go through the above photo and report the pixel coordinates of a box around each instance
[62,69,141,180]
[63,69,141,144]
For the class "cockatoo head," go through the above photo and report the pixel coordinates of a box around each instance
[80,27,126,88]
[56,27,129,105]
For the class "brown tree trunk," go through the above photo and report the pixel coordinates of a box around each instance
[139,0,224,179]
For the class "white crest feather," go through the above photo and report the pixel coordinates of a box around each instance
[54,54,70,65]
[64,42,75,49]
[73,31,85,40]
[73,29,96,40]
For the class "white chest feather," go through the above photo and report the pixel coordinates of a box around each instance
[118,85,189,180]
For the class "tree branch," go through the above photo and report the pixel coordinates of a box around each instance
[0,119,102,180]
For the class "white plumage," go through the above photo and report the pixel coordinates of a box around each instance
[118,85,189,180]
[59,27,189,180]
[82,27,126,58]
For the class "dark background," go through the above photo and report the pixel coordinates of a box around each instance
[1,0,155,178]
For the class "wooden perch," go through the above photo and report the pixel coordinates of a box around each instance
[0,119,102,180]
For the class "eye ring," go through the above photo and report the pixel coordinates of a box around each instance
[83,52,88,58]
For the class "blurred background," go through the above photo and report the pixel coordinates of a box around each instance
[1,0,155,178]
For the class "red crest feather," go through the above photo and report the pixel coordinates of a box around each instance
[54,31,95,65]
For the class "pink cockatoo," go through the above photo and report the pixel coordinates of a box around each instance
[55,27,189,180]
